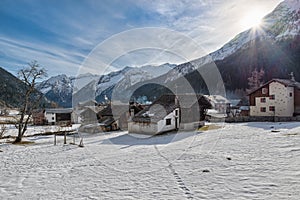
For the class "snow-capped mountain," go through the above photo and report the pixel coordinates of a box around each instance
[37,74,74,108]
[73,73,100,92]
[39,63,176,107]
[94,63,176,101]
[112,63,176,93]
[163,0,300,90]
[38,74,72,94]
[37,73,102,107]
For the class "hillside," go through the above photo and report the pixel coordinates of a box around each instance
[127,0,300,100]
[0,67,28,107]
[0,67,51,108]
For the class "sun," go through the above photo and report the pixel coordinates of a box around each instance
[240,9,265,30]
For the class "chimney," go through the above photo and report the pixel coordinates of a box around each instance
[175,96,179,107]
[290,72,295,81]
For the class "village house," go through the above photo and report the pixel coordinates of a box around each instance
[205,95,231,114]
[97,104,119,132]
[79,106,104,124]
[234,97,250,116]
[109,103,131,130]
[128,94,211,135]
[204,95,231,121]
[75,99,131,133]
[178,94,212,130]
[128,95,179,134]
[32,110,47,125]
[73,100,100,124]
[33,108,73,126]
[248,77,300,117]
[45,108,73,125]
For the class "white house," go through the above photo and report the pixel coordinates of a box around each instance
[128,94,212,135]
[204,95,230,114]
[249,78,300,117]
[44,108,73,125]
[128,95,180,135]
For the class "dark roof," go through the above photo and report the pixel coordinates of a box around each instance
[99,116,116,126]
[132,94,177,123]
[98,105,113,116]
[248,79,300,95]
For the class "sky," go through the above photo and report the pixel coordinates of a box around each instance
[0,0,283,77]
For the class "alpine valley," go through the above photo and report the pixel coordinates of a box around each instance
[1,0,299,108]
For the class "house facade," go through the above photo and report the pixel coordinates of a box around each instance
[128,95,180,135]
[249,79,300,117]
[205,95,230,114]
[128,107,180,135]
[32,110,47,125]
[44,108,73,125]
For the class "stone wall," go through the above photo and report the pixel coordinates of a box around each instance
[225,116,300,123]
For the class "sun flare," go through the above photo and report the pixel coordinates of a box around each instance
[240,9,265,30]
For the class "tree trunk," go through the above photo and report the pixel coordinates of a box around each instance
[13,135,22,143]
[14,123,25,143]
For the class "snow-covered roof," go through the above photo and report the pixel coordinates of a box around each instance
[133,95,178,123]
[204,95,230,107]
[228,99,241,107]
[45,108,73,114]
[239,106,250,111]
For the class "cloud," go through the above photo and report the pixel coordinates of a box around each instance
[134,0,282,52]
[0,37,86,77]
[0,0,283,78]
[78,27,208,76]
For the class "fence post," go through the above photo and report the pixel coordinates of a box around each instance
[64,132,67,144]
[79,138,84,147]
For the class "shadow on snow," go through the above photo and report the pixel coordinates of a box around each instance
[101,131,199,146]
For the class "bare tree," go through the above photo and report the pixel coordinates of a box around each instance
[247,68,265,93]
[0,124,6,139]
[14,61,47,143]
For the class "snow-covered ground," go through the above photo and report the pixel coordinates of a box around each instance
[0,122,299,199]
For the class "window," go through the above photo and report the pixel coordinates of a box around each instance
[290,92,293,97]
[175,110,178,117]
[52,117,55,120]
[166,118,171,125]
[260,107,266,112]
[270,95,275,100]
[269,106,275,112]
[262,88,268,94]
[260,98,266,103]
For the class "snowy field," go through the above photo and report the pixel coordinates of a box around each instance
[0,122,299,199]
[1,124,81,138]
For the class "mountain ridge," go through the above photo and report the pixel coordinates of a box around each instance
[38,63,176,107]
